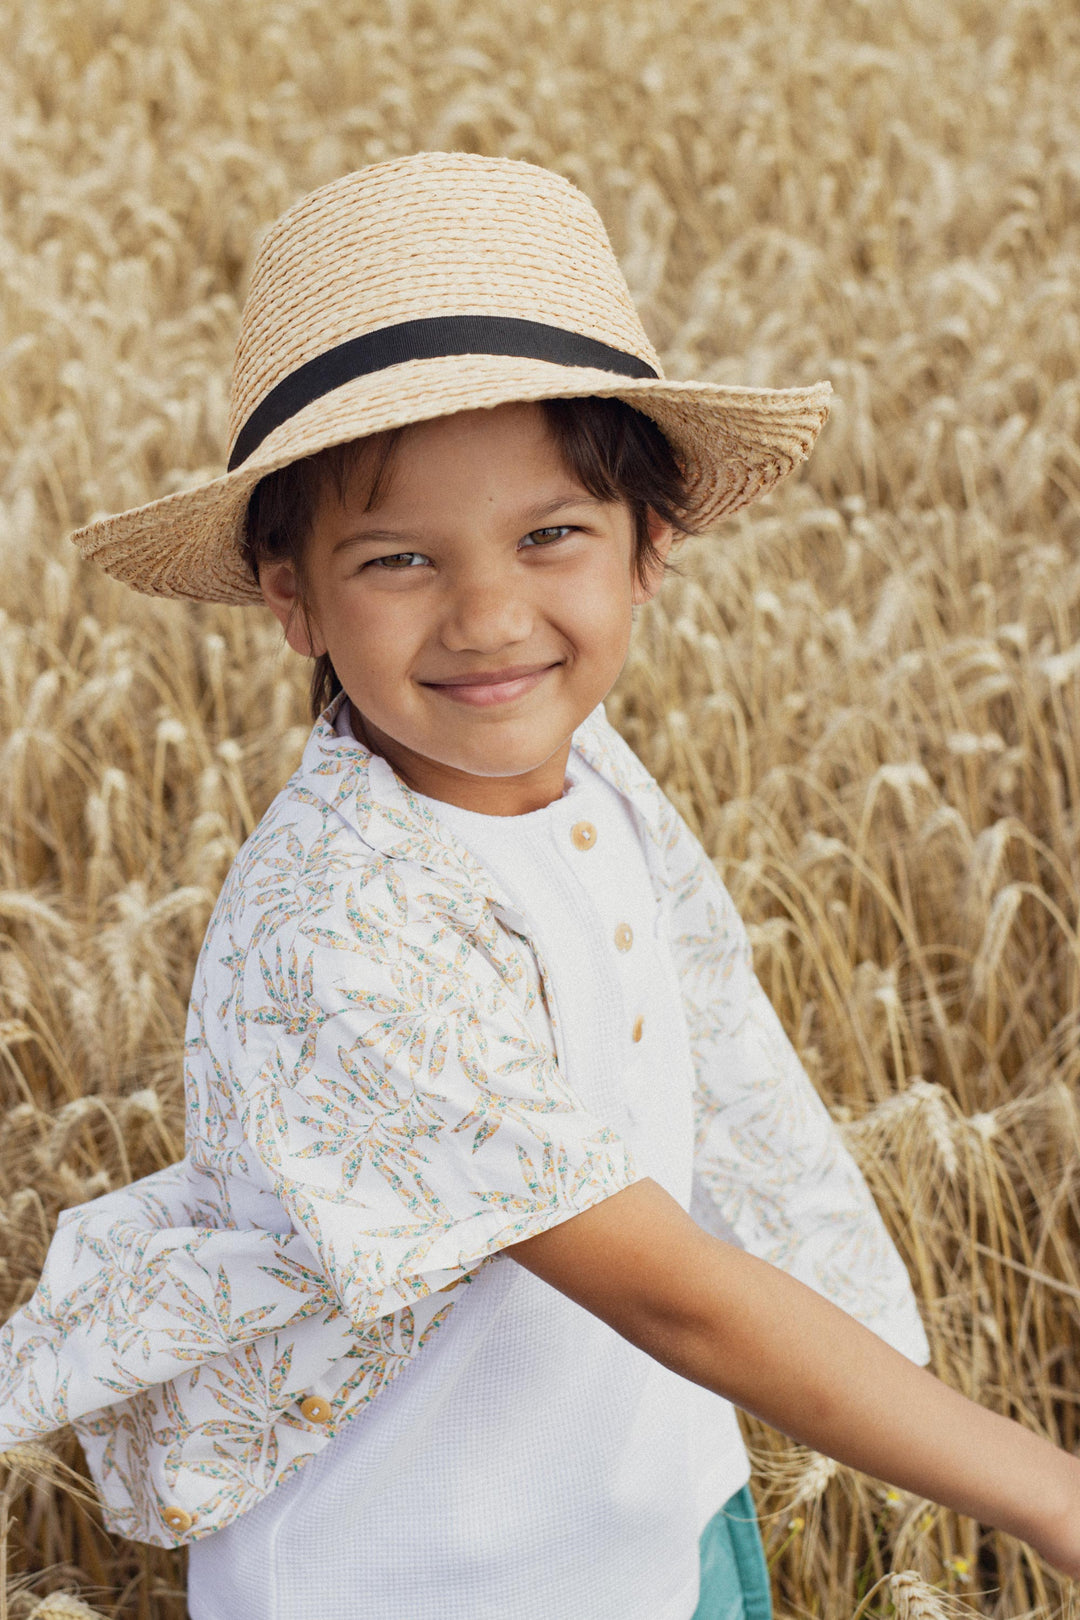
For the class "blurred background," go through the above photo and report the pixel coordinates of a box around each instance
[2,0,1080,1614]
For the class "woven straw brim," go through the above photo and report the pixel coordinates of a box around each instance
[72,356,831,604]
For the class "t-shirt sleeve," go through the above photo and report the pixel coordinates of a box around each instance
[229,905,636,1327]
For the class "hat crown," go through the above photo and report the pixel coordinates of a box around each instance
[228,152,662,453]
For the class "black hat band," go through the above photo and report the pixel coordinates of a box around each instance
[228,314,660,471]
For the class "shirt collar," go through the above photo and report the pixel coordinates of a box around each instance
[296,691,674,902]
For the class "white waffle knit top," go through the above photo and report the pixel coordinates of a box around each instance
[186,731,747,1620]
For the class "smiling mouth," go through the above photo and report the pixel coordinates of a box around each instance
[422,664,559,707]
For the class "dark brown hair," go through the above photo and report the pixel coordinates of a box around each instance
[242,397,693,720]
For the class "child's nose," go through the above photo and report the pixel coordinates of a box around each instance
[440,574,534,653]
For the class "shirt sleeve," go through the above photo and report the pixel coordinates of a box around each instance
[224,891,637,1330]
[668,839,931,1365]
[0,1161,351,1445]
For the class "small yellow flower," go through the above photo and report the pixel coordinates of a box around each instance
[884,1489,902,1506]
[789,1517,805,1534]
[946,1556,972,1583]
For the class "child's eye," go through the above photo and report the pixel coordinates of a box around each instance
[521,526,572,547]
[368,552,429,569]
[363,530,572,570]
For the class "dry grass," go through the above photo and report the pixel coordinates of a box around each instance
[1,0,1079,1613]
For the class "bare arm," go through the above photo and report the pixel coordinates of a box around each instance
[506,1176,1080,1577]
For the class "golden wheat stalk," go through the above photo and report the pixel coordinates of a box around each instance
[4,0,1080,1615]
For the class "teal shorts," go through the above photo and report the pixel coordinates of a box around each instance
[691,1485,772,1620]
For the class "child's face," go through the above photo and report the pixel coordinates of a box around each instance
[260,402,673,814]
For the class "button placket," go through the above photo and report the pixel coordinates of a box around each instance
[557,789,657,1122]
[553,778,695,1190]
[545,804,628,1119]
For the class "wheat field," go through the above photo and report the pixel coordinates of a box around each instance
[1,0,1079,1614]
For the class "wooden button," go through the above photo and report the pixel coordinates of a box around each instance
[299,1395,332,1424]
[163,1506,193,1534]
[631,1015,645,1043]
[570,820,597,851]
[614,923,633,952]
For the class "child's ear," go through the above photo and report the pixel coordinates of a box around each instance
[258,560,328,658]
[631,514,679,606]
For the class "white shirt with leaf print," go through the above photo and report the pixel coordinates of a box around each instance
[0,694,929,1562]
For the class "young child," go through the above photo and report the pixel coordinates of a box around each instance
[2,153,1079,1620]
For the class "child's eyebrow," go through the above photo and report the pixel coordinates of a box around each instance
[523,492,607,524]
[330,493,607,554]
[332,527,427,555]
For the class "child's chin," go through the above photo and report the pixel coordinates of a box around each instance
[449,753,549,781]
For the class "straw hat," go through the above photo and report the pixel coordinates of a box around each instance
[72,152,831,604]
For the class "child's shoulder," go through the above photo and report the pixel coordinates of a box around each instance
[197,713,522,983]
[207,757,371,938]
